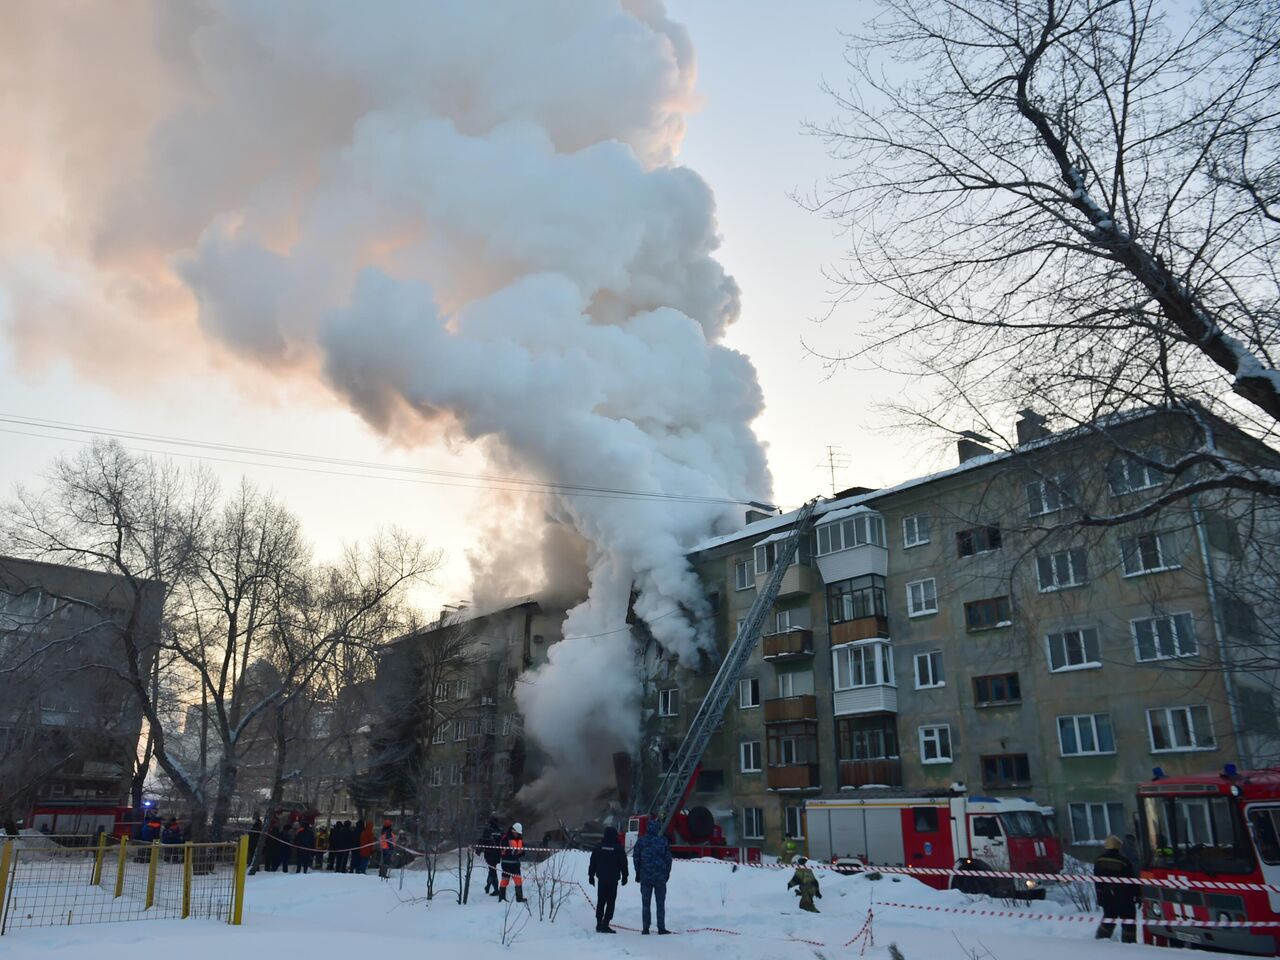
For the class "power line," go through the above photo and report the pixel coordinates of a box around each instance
[0,414,766,507]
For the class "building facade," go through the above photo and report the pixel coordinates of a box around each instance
[643,408,1280,859]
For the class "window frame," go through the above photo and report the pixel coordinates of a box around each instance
[973,672,1021,707]
[1046,627,1102,673]
[1132,613,1198,662]
[734,559,753,591]
[432,722,448,745]
[739,740,763,773]
[1107,456,1162,496]
[832,640,895,691]
[784,805,805,839]
[902,514,930,548]
[1036,547,1088,592]
[738,677,761,709]
[918,724,953,764]
[1120,531,1181,577]
[981,753,1031,788]
[742,807,765,840]
[1147,704,1216,753]
[1057,713,1117,757]
[1068,801,1128,845]
[1026,476,1075,517]
[907,578,939,617]
[658,688,679,718]
[914,650,945,689]
[964,595,1012,631]
[956,525,1003,558]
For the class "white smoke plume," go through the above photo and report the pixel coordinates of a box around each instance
[0,0,773,804]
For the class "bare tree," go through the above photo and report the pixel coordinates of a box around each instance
[808,0,1280,498]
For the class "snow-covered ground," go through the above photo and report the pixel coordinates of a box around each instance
[5,853,1251,959]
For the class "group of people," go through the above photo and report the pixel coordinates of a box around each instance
[137,814,185,846]
[250,816,388,876]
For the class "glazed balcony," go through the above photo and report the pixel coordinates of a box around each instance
[764,694,818,724]
[838,757,903,789]
[766,763,822,791]
[762,628,814,661]
[829,615,890,646]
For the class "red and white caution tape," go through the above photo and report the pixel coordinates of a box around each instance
[877,900,1280,929]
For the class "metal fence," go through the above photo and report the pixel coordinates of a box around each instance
[0,834,248,934]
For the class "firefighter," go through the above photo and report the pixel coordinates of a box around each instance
[314,823,329,870]
[632,826,672,934]
[477,817,503,895]
[377,819,395,879]
[498,822,525,902]
[780,839,798,865]
[787,856,822,913]
[588,826,628,933]
[1093,835,1139,943]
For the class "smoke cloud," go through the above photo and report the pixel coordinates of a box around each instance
[0,0,772,805]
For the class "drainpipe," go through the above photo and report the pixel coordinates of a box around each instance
[1191,495,1251,769]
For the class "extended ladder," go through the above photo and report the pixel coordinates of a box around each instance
[649,499,819,834]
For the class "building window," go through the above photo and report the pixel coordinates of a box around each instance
[833,641,894,690]
[1069,802,1127,845]
[919,725,952,764]
[837,717,898,761]
[827,575,886,624]
[1026,477,1075,517]
[981,754,1031,787]
[772,608,798,633]
[742,807,765,840]
[1036,548,1087,591]
[754,539,798,576]
[914,650,944,689]
[455,720,467,741]
[432,722,448,744]
[784,805,805,839]
[1133,613,1198,661]
[455,679,468,699]
[1107,456,1162,496]
[902,514,930,548]
[434,681,450,701]
[735,559,752,591]
[973,673,1021,706]
[815,512,886,556]
[1120,531,1179,576]
[779,737,799,765]
[449,764,462,785]
[658,689,679,717]
[776,670,814,699]
[1047,628,1101,672]
[740,741,762,773]
[739,677,760,709]
[1058,714,1116,756]
[429,765,443,787]
[1147,705,1215,752]
[502,714,514,736]
[964,596,1012,631]
[956,525,1002,558]
[907,578,938,617]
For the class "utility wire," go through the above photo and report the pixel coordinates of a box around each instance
[0,413,765,506]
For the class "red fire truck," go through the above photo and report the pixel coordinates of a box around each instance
[625,764,763,863]
[805,791,1062,898]
[1138,766,1280,956]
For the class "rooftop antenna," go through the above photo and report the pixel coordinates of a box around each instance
[821,445,851,497]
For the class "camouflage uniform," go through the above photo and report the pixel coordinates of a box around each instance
[787,864,821,913]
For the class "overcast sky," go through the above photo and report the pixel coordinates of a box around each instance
[0,1,959,611]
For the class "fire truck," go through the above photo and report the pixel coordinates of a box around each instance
[805,790,1062,899]
[1138,765,1280,956]
[625,766,762,863]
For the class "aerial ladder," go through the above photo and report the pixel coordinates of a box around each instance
[628,499,819,859]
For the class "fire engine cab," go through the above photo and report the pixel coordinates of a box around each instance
[805,790,1062,898]
[1138,765,1280,956]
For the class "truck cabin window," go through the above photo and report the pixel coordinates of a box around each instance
[1141,795,1254,875]
[972,816,1001,839]
[1000,811,1050,838]
[1248,808,1280,865]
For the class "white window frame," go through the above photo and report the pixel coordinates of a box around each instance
[918,724,953,764]
[815,513,886,557]
[914,650,944,689]
[1121,531,1180,577]
[902,514,930,548]
[1132,613,1198,662]
[773,608,794,633]
[832,640,894,691]
[1108,456,1161,496]
[1147,705,1216,752]
[502,714,514,736]
[738,677,761,709]
[907,578,938,617]
[1069,802,1127,845]
[1036,548,1087,591]
[1026,476,1073,517]
[658,688,679,717]
[734,559,752,591]
[1046,627,1102,672]
[429,765,443,787]
[455,679,468,699]
[784,805,805,839]
[454,719,467,742]
[740,740,762,772]
[432,722,448,744]
[434,681,449,701]
[1057,713,1117,757]
[742,807,765,840]
[449,763,462,785]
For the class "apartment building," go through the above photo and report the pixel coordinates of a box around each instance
[643,408,1280,859]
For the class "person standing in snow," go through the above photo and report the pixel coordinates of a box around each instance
[294,822,316,874]
[1093,835,1139,943]
[631,827,672,935]
[477,817,503,895]
[588,826,628,933]
[787,856,822,913]
[357,820,375,874]
[498,822,526,902]
[377,819,395,879]
[314,823,329,869]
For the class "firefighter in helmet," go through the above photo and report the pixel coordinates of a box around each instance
[787,856,822,913]
[498,821,525,902]
[780,839,798,865]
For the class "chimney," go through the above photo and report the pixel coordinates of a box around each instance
[1015,408,1051,445]
[745,509,771,524]
[956,431,993,464]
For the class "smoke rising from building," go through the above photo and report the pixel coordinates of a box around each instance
[0,0,773,805]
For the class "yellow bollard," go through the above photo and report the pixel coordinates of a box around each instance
[0,840,14,933]
[230,834,248,925]
[145,842,159,909]
[91,831,107,887]
[114,836,128,898]
[182,843,193,919]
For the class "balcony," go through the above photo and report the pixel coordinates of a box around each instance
[832,684,898,716]
[756,563,819,600]
[830,615,889,646]
[838,757,903,789]
[764,694,818,724]
[767,764,821,791]
[762,628,814,661]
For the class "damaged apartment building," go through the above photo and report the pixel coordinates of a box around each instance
[640,405,1280,859]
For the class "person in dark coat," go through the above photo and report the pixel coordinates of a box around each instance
[475,817,503,895]
[632,827,672,935]
[161,818,183,862]
[337,820,353,872]
[588,826,628,933]
[1094,835,1139,943]
[377,820,395,879]
[265,819,284,872]
[294,822,315,874]
[326,821,340,871]
[349,819,367,874]
[497,822,525,902]
[247,817,262,861]
[141,814,163,843]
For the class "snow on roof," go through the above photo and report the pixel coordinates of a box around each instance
[751,529,794,547]
[816,504,876,525]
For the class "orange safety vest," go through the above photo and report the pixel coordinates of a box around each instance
[380,829,393,851]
